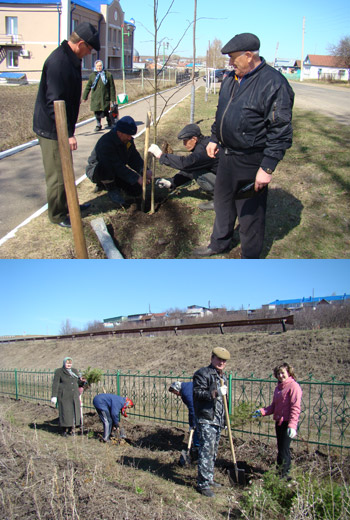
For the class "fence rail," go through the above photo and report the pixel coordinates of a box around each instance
[0,315,293,344]
[0,368,348,449]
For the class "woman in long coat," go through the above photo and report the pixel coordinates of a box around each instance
[51,357,83,436]
[82,59,116,131]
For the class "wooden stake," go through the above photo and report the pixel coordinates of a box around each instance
[141,111,152,213]
[54,100,88,259]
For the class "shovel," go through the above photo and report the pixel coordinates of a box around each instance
[179,428,194,466]
[220,379,245,485]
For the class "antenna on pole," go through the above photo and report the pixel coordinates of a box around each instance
[274,41,279,67]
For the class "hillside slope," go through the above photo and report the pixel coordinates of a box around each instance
[1,328,349,381]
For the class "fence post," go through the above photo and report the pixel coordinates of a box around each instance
[15,369,18,400]
[228,372,232,414]
[117,370,120,395]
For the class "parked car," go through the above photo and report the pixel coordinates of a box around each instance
[203,69,227,82]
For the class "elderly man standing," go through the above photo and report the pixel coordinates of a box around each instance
[33,22,100,228]
[194,33,294,258]
[148,123,219,210]
[193,346,231,497]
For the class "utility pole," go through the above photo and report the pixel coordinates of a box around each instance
[190,0,197,123]
[300,16,305,82]
[274,41,279,67]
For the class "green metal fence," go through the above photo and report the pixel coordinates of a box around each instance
[0,369,348,449]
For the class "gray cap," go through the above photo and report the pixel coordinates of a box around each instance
[221,33,260,54]
[75,22,100,51]
[177,124,201,140]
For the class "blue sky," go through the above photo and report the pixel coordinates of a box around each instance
[0,260,349,336]
[126,0,350,62]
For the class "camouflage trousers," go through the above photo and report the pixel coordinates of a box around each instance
[197,422,222,489]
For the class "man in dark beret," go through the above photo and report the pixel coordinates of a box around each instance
[194,32,294,258]
[33,23,100,228]
[86,116,152,207]
[148,123,219,210]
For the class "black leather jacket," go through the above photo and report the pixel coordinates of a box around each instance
[210,58,294,172]
[193,364,227,424]
[159,135,219,174]
[33,40,82,140]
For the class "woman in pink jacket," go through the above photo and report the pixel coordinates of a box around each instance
[254,362,302,478]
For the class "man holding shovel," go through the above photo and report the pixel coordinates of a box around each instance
[193,347,231,497]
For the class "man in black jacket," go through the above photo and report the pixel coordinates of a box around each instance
[148,124,218,210]
[194,33,294,258]
[33,22,100,228]
[193,347,231,497]
[86,116,152,207]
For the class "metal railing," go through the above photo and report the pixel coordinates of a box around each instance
[0,368,348,449]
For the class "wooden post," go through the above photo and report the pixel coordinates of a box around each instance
[54,100,88,259]
[141,111,152,212]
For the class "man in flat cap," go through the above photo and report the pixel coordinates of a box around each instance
[33,22,100,227]
[148,123,219,210]
[193,346,231,497]
[194,32,294,258]
[86,116,152,206]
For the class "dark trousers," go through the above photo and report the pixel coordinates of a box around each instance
[95,110,112,127]
[210,151,268,259]
[275,421,292,476]
[93,165,142,197]
[173,170,216,195]
[38,136,68,223]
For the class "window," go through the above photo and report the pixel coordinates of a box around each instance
[6,16,18,35]
[7,50,19,68]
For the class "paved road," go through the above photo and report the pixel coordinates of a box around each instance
[0,81,199,240]
[291,81,350,125]
[0,80,349,241]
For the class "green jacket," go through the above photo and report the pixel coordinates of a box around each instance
[83,70,116,112]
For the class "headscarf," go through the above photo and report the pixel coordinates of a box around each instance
[121,397,134,417]
[91,60,107,89]
[63,357,78,378]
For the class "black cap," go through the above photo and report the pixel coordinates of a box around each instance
[75,22,100,51]
[177,123,201,140]
[115,116,137,135]
[221,33,260,54]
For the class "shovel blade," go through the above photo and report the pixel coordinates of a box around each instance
[228,465,246,486]
[179,450,191,467]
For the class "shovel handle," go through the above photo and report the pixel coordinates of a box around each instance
[220,378,237,465]
[188,428,194,450]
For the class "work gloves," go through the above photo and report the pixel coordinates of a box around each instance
[148,144,162,159]
[217,385,227,397]
[51,397,57,405]
[287,427,297,439]
[155,178,173,189]
[252,410,262,418]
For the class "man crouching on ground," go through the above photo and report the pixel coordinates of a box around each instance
[86,116,152,207]
[193,346,231,497]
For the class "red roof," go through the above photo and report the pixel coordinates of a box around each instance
[305,54,347,67]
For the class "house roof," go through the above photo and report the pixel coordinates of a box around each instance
[268,294,350,306]
[304,54,347,68]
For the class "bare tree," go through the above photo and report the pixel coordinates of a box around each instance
[206,38,226,69]
[328,36,350,81]
[59,319,79,335]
